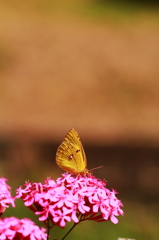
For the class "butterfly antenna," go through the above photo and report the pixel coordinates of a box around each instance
[90,166,103,172]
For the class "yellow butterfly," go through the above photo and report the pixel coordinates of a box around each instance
[56,129,88,174]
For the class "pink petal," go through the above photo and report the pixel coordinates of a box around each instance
[110,214,118,224]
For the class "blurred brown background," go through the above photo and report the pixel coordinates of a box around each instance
[0,1,159,239]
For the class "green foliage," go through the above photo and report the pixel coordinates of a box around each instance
[1,0,159,22]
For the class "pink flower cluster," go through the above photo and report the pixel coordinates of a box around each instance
[0,177,15,215]
[0,217,47,240]
[15,173,124,228]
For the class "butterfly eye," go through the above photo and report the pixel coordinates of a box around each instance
[76,149,80,153]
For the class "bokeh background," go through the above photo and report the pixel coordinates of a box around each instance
[0,0,159,239]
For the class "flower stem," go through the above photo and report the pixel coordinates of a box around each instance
[47,218,53,240]
[47,221,50,240]
[61,222,78,240]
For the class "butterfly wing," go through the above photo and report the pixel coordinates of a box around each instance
[56,129,87,174]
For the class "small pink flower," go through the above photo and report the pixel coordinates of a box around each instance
[53,208,71,228]
[0,177,15,215]
[15,173,124,228]
[64,205,79,223]
[0,217,47,240]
